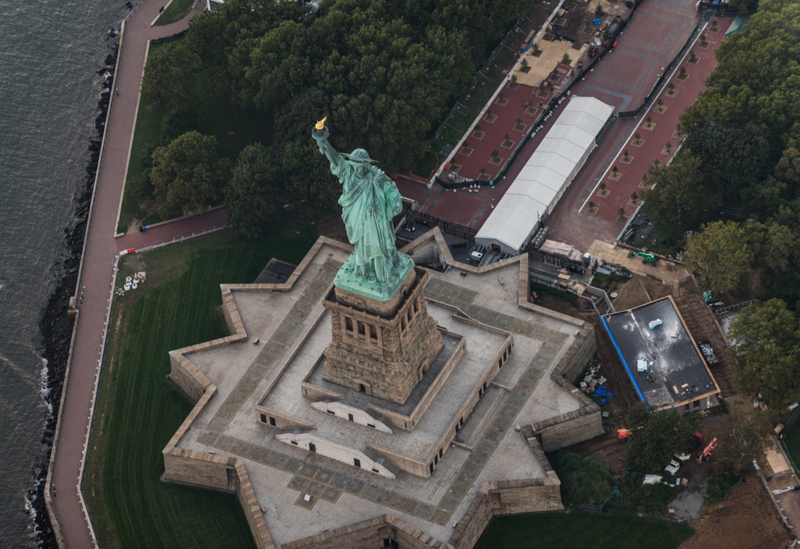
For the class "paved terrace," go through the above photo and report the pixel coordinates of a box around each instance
[537,2,728,250]
[255,306,507,462]
[171,238,586,546]
[573,11,728,224]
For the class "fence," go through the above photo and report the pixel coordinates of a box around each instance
[410,211,477,241]
[713,299,755,318]
[570,503,687,525]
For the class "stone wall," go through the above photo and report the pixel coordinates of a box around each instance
[278,516,391,549]
[526,323,603,452]
[448,436,563,549]
[279,514,456,549]
[559,324,598,384]
[163,448,238,493]
[534,409,604,452]
[234,461,273,549]
[168,351,213,403]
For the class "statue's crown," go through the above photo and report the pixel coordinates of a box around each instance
[341,148,377,164]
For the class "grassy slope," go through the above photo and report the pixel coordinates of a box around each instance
[155,0,194,26]
[84,226,317,549]
[475,511,694,549]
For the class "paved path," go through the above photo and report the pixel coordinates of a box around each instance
[48,2,220,548]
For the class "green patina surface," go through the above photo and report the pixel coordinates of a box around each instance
[312,125,412,301]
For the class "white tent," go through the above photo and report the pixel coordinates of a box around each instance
[475,96,614,255]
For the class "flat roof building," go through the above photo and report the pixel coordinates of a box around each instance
[602,296,721,412]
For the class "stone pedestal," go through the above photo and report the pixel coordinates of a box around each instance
[322,267,443,405]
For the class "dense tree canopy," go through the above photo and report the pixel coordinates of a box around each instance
[680,0,800,146]
[151,131,231,218]
[682,124,773,206]
[729,299,800,407]
[183,0,527,172]
[140,0,529,231]
[224,143,279,238]
[141,43,201,112]
[683,221,754,292]
[641,154,713,242]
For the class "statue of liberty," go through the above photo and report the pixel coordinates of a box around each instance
[312,118,413,300]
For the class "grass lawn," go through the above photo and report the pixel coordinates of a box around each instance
[155,0,194,26]
[475,511,694,549]
[83,225,317,549]
[118,38,272,233]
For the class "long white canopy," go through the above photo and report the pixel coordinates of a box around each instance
[475,96,614,254]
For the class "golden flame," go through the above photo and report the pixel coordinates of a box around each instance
[315,116,327,130]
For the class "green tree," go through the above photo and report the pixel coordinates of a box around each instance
[714,400,773,476]
[553,451,615,504]
[680,0,800,146]
[141,43,201,112]
[745,218,799,272]
[624,406,701,472]
[682,124,774,205]
[224,143,278,237]
[640,153,714,242]
[151,131,231,218]
[729,299,800,407]
[280,140,338,219]
[684,221,754,292]
[626,402,650,429]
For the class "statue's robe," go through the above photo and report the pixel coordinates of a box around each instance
[332,160,402,282]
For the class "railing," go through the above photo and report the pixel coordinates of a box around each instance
[713,299,755,317]
[410,211,477,241]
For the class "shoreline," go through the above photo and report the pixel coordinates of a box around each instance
[31,32,121,549]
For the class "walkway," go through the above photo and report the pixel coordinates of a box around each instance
[47,2,222,548]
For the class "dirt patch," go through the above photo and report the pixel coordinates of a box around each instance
[569,432,629,475]
[678,477,792,549]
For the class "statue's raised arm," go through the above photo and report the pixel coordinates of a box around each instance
[311,117,341,169]
[311,119,414,301]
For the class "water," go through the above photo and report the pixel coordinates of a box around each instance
[0,1,129,546]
